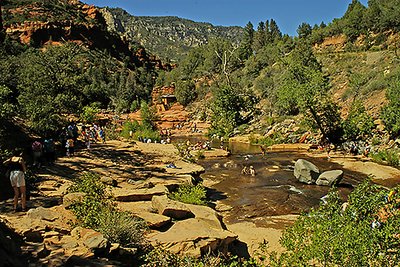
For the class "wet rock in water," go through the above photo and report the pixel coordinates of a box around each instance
[100,176,117,187]
[152,195,194,220]
[148,218,237,258]
[294,159,320,184]
[212,163,221,169]
[27,207,60,222]
[316,170,344,186]
[63,192,86,208]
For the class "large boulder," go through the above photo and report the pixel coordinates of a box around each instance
[316,170,344,186]
[152,195,194,220]
[148,218,237,258]
[294,159,320,184]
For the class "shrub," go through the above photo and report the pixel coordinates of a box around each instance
[269,179,400,266]
[342,100,374,140]
[98,209,147,247]
[69,172,148,247]
[80,103,100,124]
[371,149,400,167]
[169,183,207,206]
[121,120,140,139]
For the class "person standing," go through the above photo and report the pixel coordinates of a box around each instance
[4,151,27,212]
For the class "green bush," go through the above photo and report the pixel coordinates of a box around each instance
[68,172,148,247]
[120,120,140,139]
[98,209,147,247]
[371,149,400,167]
[342,100,374,141]
[269,179,400,266]
[142,247,260,267]
[169,183,207,206]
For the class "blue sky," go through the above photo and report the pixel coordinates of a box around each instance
[83,0,369,36]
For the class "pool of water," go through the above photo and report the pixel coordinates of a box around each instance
[198,150,367,224]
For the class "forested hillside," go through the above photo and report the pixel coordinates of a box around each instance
[0,0,165,141]
[157,0,400,143]
[101,7,244,61]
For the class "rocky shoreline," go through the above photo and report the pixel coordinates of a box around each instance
[1,139,399,265]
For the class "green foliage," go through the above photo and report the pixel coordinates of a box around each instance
[371,149,400,167]
[80,103,100,124]
[68,172,109,228]
[98,209,147,247]
[143,247,261,267]
[169,183,207,206]
[381,74,400,137]
[342,100,374,140]
[271,179,400,266]
[277,42,343,143]
[68,172,147,247]
[210,85,255,137]
[121,120,140,139]
[0,85,15,119]
[140,101,158,131]
[175,80,197,106]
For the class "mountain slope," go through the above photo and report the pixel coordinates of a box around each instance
[100,7,244,61]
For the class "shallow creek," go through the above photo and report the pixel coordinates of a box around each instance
[194,141,369,226]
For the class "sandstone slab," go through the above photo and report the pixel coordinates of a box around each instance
[27,207,60,222]
[152,195,194,220]
[113,184,166,202]
[148,218,237,257]
[134,211,171,229]
[316,170,344,186]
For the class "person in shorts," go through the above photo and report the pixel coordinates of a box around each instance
[4,151,27,212]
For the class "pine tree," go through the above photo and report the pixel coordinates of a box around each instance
[253,21,266,52]
[269,19,282,42]
[238,22,254,60]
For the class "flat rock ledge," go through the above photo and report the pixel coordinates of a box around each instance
[113,184,167,202]
[152,195,194,220]
[148,218,237,258]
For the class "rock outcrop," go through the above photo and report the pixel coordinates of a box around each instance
[149,218,237,258]
[316,170,344,186]
[152,195,194,220]
[294,159,320,184]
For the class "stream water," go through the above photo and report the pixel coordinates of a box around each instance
[180,139,370,226]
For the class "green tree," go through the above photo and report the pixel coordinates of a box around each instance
[253,21,266,52]
[238,21,254,61]
[140,101,157,130]
[343,100,374,140]
[269,19,282,42]
[381,74,400,137]
[175,80,196,106]
[17,44,86,134]
[277,42,342,142]
[342,0,367,41]
[0,85,14,119]
[297,22,312,39]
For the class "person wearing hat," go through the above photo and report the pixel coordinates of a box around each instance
[3,151,27,212]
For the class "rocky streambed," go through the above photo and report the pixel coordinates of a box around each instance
[1,139,399,265]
